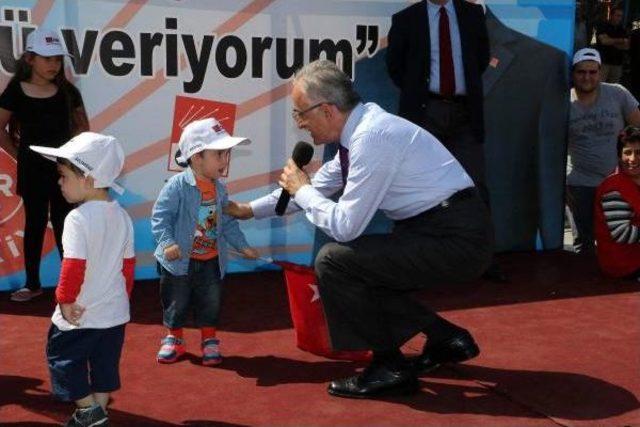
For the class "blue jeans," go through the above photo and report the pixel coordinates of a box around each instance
[566,185,596,254]
[159,257,222,329]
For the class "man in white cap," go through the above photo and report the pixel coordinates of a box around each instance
[567,48,640,254]
[30,132,135,427]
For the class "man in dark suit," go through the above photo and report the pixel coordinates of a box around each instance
[386,0,507,280]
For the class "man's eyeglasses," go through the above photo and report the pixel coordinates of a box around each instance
[292,102,326,121]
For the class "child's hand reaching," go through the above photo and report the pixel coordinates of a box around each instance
[241,247,260,260]
[164,244,182,261]
[60,302,85,326]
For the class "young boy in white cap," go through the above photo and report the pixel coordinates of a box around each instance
[151,118,258,366]
[30,132,135,427]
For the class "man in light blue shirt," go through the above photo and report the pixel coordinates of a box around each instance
[226,60,493,399]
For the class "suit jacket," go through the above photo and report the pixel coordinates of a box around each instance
[386,0,489,144]
[482,9,569,251]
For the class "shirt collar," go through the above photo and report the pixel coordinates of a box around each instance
[427,0,454,18]
[339,102,365,149]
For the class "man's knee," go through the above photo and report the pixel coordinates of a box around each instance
[314,242,352,281]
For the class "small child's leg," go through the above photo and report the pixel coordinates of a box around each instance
[75,395,97,408]
[158,264,190,363]
[201,327,216,341]
[194,259,223,365]
[93,392,109,411]
[169,328,184,339]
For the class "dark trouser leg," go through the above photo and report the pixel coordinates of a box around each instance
[566,185,596,254]
[21,185,49,291]
[159,265,191,329]
[418,99,489,206]
[192,258,223,327]
[419,99,503,282]
[315,194,493,352]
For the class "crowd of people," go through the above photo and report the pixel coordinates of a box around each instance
[1,0,640,425]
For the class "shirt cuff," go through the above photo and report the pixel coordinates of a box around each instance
[293,184,323,210]
[250,195,277,220]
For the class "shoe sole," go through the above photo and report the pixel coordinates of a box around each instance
[10,291,43,302]
[157,351,185,364]
[327,380,420,399]
[202,358,222,366]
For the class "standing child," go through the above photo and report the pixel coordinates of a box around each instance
[151,118,258,366]
[31,133,134,427]
[0,28,90,302]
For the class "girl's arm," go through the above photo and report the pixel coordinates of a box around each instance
[0,108,17,158]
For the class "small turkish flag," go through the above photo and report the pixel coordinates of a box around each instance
[277,261,371,362]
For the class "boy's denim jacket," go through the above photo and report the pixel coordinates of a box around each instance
[151,167,249,278]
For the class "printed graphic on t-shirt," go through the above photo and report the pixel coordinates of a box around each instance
[191,191,219,260]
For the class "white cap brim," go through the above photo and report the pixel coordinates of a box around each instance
[27,47,72,58]
[29,145,71,163]
[176,136,251,164]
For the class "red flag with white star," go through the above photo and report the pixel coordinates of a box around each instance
[277,261,371,362]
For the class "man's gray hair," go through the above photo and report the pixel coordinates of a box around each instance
[294,60,361,112]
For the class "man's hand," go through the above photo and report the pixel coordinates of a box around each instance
[60,302,85,326]
[240,247,260,259]
[164,244,182,261]
[279,158,311,196]
[224,200,254,220]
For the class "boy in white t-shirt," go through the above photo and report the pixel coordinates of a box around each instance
[31,133,134,427]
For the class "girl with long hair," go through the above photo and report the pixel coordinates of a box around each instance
[0,28,89,301]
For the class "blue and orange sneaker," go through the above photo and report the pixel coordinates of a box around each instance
[157,335,185,364]
[202,338,222,366]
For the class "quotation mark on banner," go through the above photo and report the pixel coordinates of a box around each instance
[355,25,379,57]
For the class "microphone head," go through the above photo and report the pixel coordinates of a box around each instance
[292,141,314,167]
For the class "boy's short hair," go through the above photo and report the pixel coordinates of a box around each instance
[617,126,640,157]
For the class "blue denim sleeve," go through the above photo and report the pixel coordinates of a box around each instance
[151,177,179,249]
[218,182,250,250]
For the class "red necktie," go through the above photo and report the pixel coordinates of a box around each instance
[439,6,455,97]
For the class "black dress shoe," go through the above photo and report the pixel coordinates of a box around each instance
[413,330,480,374]
[327,363,419,399]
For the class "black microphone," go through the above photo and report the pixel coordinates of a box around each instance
[275,141,314,216]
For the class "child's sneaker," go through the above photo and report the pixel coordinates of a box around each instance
[202,338,222,366]
[64,404,108,426]
[157,335,185,364]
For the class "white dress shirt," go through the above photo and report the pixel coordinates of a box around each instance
[427,0,467,95]
[250,103,473,242]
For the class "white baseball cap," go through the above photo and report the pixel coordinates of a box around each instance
[176,118,250,164]
[25,28,69,57]
[572,48,601,66]
[30,132,126,194]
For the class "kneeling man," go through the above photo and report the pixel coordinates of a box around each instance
[226,60,493,398]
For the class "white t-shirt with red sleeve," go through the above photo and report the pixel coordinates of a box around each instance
[52,200,135,331]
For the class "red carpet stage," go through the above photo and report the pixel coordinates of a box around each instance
[1,251,639,426]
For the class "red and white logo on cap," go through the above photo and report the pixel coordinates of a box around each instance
[168,95,237,171]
